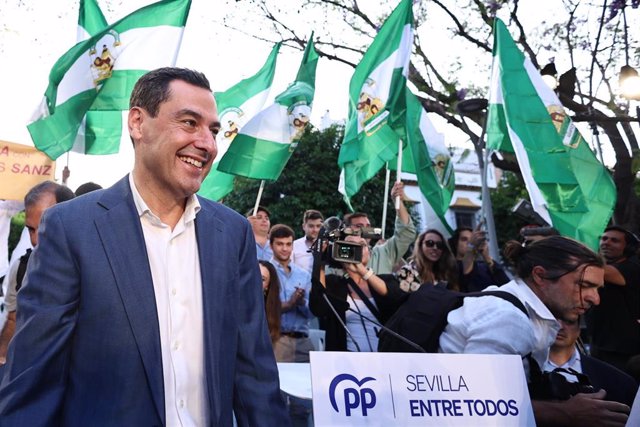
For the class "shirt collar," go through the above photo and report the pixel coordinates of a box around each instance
[548,347,582,370]
[128,174,201,225]
[513,277,560,324]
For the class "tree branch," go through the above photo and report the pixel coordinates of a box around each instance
[432,0,491,52]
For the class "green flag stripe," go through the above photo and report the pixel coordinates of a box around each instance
[198,165,235,201]
[79,0,108,36]
[219,134,293,180]
[89,69,147,110]
[348,0,413,99]
[487,18,615,249]
[405,90,454,229]
[109,0,190,33]
[295,36,319,87]
[339,0,413,206]
[217,37,317,181]
[199,43,280,201]
[216,43,280,111]
[28,90,96,159]
[44,0,190,112]
[85,110,121,154]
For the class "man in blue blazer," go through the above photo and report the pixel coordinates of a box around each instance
[0,68,290,426]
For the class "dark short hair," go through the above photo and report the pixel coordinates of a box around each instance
[504,235,604,280]
[245,205,271,218]
[449,227,473,255]
[129,67,211,117]
[75,182,103,196]
[24,181,74,208]
[269,224,295,242]
[55,185,75,203]
[303,209,323,223]
[603,225,639,249]
[345,212,368,226]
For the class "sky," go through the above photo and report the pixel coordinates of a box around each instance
[0,0,636,192]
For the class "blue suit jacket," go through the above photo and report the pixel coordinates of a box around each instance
[0,177,289,426]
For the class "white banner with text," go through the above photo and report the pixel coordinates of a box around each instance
[310,352,535,426]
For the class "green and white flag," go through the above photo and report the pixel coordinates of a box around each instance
[198,43,281,201]
[78,0,107,40]
[338,0,413,209]
[486,18,615,249]
[218,37,318,180]
[74,0,123,155]
[393,90,455,234]
[28,0,192,160]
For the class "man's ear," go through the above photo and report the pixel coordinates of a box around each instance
[531,265,547,286]
[128,107,144,142]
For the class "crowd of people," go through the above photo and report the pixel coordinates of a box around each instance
[0,67,637,427]
[245,186,639,426]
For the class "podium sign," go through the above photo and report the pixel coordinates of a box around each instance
[310,352,535,426]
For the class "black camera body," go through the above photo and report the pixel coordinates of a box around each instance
[529,368,596,401]
[315,217,382,267]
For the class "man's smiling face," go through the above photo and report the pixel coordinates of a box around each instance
[132,79,220,200]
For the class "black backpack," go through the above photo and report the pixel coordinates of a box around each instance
[378,284,527,353]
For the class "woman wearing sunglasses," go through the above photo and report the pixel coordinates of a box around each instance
[396,229,459,292]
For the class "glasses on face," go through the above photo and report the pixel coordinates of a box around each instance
[423,239,445,250]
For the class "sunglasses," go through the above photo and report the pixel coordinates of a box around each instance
[423,239,445,250]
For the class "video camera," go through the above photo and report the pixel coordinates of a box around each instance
[312,216,383,267]
[530,367,596,400]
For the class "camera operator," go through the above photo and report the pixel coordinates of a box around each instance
[309,235,403,352]
[345,182,416,274]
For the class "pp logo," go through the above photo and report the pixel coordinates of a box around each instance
[329,373,377,416]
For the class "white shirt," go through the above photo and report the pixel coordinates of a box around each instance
[439,278,560,378]
[292,236,315,274]
[2,257,21,312]
[130,175,208,426]
[0,200,24,278]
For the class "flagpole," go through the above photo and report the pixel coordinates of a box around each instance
[456,98,500,261]
[252,180,266,216]
[62,152,70,186]
[481,149,500,260]
[381,166,391,240]
[395,138,403,210]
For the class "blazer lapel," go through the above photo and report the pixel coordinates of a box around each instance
[195,203,226,423]
[94,177,165,423]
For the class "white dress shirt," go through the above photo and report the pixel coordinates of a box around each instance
[130,175,208,426]
[292,236,315,274]
[440,278,560,378]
